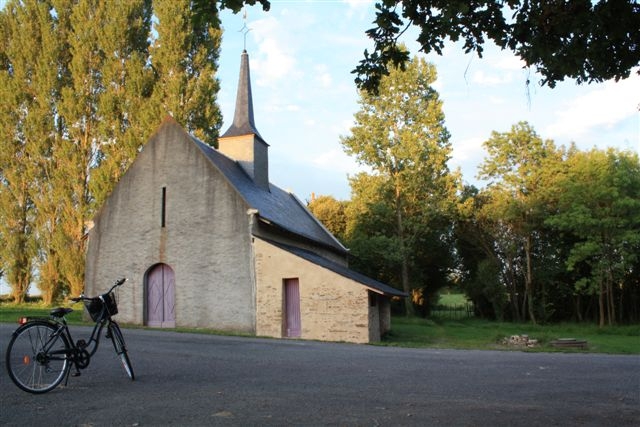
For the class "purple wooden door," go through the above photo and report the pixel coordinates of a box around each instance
[147,264,175,328]
[284,279,301,338]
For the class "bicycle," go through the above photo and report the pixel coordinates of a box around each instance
[5,278,135,393]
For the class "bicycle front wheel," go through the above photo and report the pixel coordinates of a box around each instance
[6,321,70,393]
[108,322,135,380]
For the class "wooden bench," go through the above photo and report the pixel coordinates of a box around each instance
[551,338,588,349]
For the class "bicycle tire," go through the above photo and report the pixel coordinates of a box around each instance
[5,321,71,393]
[108,322,135,380]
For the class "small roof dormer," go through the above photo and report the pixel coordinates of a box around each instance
[218,50,270,191]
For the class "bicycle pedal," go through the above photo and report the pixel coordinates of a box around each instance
[72,372,81,377]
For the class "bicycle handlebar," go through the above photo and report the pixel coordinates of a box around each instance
[71,278,127,302]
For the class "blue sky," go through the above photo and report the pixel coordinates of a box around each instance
[217,1,639,201]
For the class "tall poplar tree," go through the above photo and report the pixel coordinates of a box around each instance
[2,0,229,301]
[50,0,155,297]
[89,0,154,207]
[0,0,61,302]
[149,0,222,144]
[341,55,458,316]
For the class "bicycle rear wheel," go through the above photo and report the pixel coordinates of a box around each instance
[6,321,70,393]
[108,322,135,380]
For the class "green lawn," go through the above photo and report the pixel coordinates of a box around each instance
[2,303,638,354]
[0,302,87,325]
[437,292,469,306]
[382,316,640,354]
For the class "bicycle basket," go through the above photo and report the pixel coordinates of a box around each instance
[102,292,118,317]
[84,292,118,321]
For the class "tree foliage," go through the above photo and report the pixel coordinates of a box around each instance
[476,122,563,323]
[0,0,228,302]
[455,124,640,325]
[341,55,459,315]
[307,195,348,243]
[1,0,58,302]
[546,149,640,326]
[353,1,640,93]
[150,0,222,144]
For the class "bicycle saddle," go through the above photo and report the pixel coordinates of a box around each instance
[50,307,74,318]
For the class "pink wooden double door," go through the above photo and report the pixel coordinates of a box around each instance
[146,264,176,328]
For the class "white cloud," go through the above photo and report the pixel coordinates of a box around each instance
[471,70,513,86]
[494,55,526,71]
[487,96,507,105]
[344,0,374,7]
[545,75,640,139]
[343,0,374,18]
[261,99,301,113]
[451,136,485,163]
[249,16,299,85]
[334,118,356,137]
[314,64,333,88]
[449,136,487,185]
[313,148,369,175]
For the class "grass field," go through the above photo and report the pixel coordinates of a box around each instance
[2,302,638,354]
[0,302,86,324]
[382,316,640,354]
[437,292,469,306]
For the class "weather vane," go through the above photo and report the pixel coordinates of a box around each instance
[239,8,251,51]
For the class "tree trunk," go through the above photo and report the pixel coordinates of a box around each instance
[395,186,414,317]
[598,277,605,328]
[575,295,583,322]
[401,257,414,316]
[525,235,537,324]
[606,277,615,326]
[506,256,521,322]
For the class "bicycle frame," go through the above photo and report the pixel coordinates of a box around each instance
[29,311,112,382]
[7,277,134,393]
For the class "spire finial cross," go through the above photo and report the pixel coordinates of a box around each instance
[239,8,251,51]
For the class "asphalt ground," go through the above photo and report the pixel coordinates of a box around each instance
[0,323,638,426]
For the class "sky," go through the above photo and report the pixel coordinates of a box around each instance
[217,1,639,202]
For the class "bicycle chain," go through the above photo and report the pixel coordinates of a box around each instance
[74,340,91,369]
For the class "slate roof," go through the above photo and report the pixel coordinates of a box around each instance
[265,239,407,297]
[192,137,347,254]
[195,49,402,298]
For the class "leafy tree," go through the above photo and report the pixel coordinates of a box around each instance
[345,173,403,291]
[307,195,348,243]
[193,1,639,92]
[196,0,270,14]
[0,0,57,302]
[46,0,158,298]
[353,1,640,93]
[477,122,563,323]
[149,0,223,144]
[88,0,155,207]
[546,149,640,326]
[341,54,458,315]
[454,186,509,320]
[1,0,228,301]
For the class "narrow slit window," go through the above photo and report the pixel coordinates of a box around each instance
[161,187,166,227]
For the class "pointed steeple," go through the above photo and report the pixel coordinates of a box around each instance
[221,50,263,141]
[218,50,270,191]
